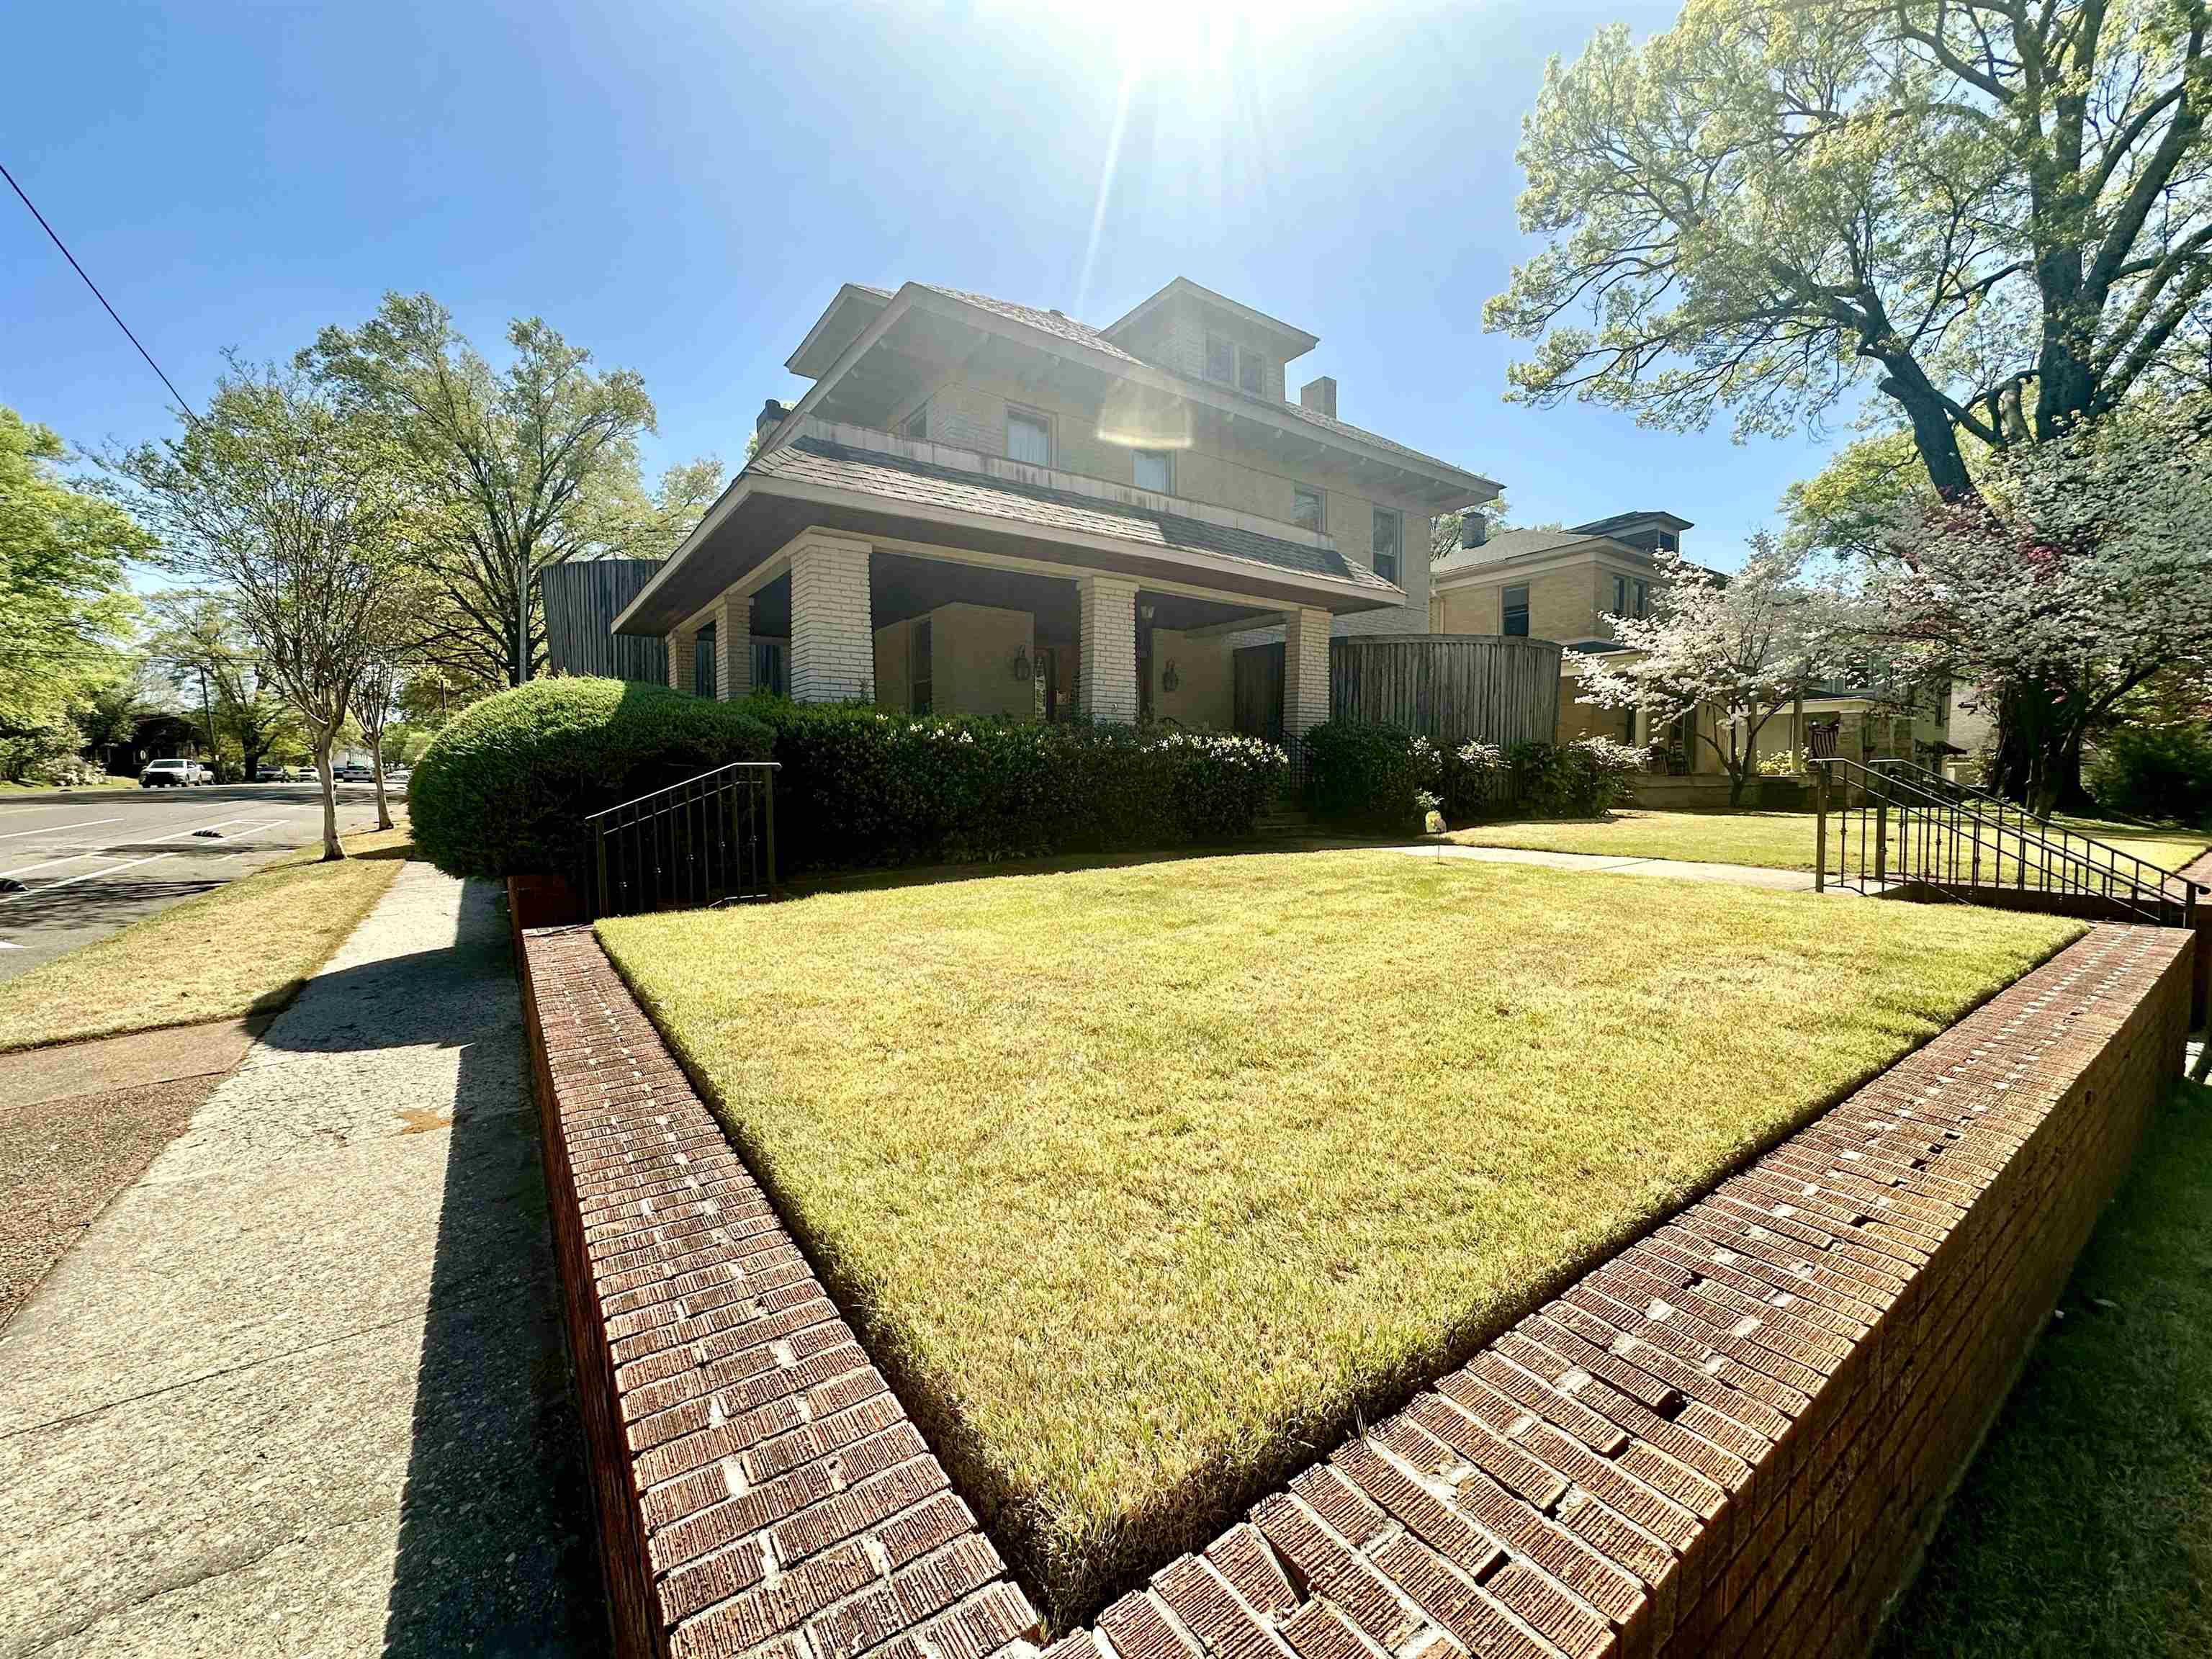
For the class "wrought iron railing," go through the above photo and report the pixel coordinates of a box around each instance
[1812,756,2200,929]
[587,761,778,917]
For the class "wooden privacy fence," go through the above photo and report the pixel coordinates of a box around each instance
[1328,634,1561,748]
[542,558,667,683]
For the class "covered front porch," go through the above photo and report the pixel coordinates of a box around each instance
[648,529,1349,737]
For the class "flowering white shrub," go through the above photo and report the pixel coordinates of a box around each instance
[1870,392,2212,814]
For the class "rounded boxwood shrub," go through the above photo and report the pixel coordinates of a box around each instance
[408,677,773,881]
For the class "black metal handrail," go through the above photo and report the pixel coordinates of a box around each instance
[1812,756,2200,929]
[586,760,779,917]
[1864,756,2195,899]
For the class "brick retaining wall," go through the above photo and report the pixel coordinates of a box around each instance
[519,925,1041,1659]
[520,920,2193,1659]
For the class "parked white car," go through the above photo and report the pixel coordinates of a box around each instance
[139,759,202,788]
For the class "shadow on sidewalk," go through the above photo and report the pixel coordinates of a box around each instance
[250,882,608,1656]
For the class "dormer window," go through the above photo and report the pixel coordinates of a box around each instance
[1657,531,1678,553]
[1205,332,1267,394]
[1133,450,1172,493]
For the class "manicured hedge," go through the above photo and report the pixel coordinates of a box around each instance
[1302,720,1645,830]
[745,698,1287,871]
[409,677,773,881]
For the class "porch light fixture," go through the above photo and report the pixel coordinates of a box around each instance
[1162,659,1180,693]
[1012,643,1033,681]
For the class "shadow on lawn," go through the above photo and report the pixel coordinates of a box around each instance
[783,834,1397,900]
[251,881,607,1658]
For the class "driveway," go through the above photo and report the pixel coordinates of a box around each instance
[0,783,392,981]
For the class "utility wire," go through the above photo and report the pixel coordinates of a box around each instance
[1,158,201,424]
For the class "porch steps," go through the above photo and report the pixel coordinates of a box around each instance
[1252,803,1318,839]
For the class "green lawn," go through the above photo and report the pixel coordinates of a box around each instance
[0,827,410,1051]
[1447,808,2208,877]
[1881,1077,2212,1659]
[598,849,2080,1622]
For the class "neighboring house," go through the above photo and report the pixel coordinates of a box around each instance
[1431,511,1952,801]
[611,278,1499,741]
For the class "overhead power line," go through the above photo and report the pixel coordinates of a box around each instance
[1,157,201,423]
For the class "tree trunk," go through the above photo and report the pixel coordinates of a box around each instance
[315,732,346,861]
[1726,764,1748,808]
[369,732,392,832]
[1881,365,1977,499]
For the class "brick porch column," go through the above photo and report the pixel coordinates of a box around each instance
[1282,605,1331,739]
[711,593,752,701]
[1076,575,1141,721]
[788,532,874,703]
[666,626,697,695]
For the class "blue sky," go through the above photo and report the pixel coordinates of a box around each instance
[5,0,1863,574]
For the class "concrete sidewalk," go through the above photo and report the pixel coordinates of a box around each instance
[0,863,605,1657]
[1396,839,1820,891]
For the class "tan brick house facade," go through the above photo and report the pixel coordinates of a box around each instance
[615,279,1498,741]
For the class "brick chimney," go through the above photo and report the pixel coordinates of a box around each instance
[1299,376,1337,419]
[1461,513,1488,549]
[755,398,789,444]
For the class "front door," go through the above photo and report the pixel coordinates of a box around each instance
[1233,643,1285,742]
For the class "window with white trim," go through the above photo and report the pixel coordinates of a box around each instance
[1372,508,1401,585]
[1005,408,1051,466]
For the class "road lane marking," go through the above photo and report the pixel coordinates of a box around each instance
[0,814,276,881]
[0,817,122,842]
[0,820,289,906]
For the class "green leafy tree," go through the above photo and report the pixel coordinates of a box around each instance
[143,590,304,782]
[112,362,416,858]
[0,405,147,763]
[1490,1,2212,499]
[305,294,719,688]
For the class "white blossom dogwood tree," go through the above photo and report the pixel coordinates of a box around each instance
[1568,539,1863,807]
[1869,393,2212,817]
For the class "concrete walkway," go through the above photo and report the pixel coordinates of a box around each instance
[0,864,605,1658]
[1395,840,1820,891]
[0,1017,266,1326]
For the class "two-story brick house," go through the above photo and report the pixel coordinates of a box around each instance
[612,278,1499,740]
[1431,512,1952,799]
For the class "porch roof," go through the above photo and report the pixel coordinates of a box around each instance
[615,432,1404,637]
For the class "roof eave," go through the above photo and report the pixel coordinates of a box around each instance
[615,473,1403,637]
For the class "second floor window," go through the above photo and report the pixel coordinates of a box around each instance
[1205,334,1236,384]
[1133,450,1172,493]
[1238,348,1264,395]
[1372,508,1401,584]
[902,407,928,441]
[1006,408,1051,466]
[1634,579,1650,618]
[1292,485,1324,532]
[1503,584,1530,637]
[1612,575,1628,619]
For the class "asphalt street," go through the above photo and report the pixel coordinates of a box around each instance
[0,781,395,982]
